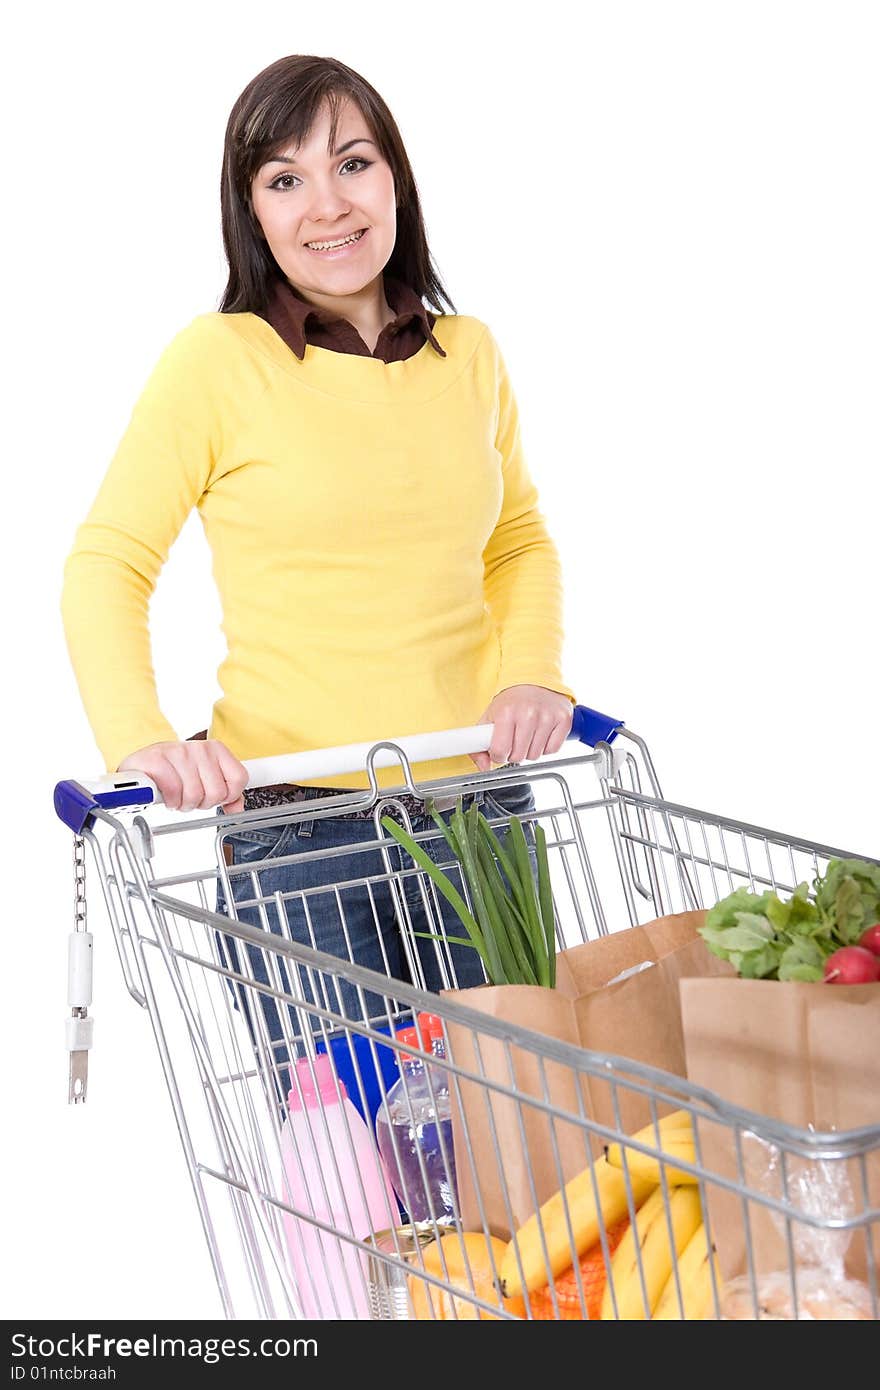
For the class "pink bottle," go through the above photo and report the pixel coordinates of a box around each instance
[279,1053,398,1319]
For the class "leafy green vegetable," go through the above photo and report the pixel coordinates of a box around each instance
[777,936,827,983]
[380,796,555,987]
[813,859,880,945]
[699,859,880,981]
[738,942,787,979]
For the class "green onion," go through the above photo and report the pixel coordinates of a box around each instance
[474,825,538,984]
[535,823,557,988]
[380,795,557,988]
[456,803,505,984]
[378,814,494,977]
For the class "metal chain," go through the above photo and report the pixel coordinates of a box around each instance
[73,834,87,933]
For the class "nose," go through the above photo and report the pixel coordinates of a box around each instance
[303,177,352,226]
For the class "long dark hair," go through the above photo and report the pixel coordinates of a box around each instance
[218,55,456,318]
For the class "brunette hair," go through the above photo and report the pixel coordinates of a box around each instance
[218,55,456,317]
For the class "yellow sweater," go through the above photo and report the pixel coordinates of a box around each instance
[61,310,575,787]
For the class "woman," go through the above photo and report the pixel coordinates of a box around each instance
[61,55,576,1086]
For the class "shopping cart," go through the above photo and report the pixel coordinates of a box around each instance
[54,706,880,1321]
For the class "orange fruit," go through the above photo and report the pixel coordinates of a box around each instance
[409,1231,525,1320]
[529,1218,630,1320]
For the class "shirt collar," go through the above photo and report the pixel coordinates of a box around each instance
[263,273,447,360]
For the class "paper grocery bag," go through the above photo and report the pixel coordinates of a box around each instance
[680,977,880,1283]
[441,983,589,1240]
[443,910,730,1238]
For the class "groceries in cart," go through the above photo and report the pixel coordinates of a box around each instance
[493,1107,875,1320]
[408,1231,525,1320]
[279,1013,461,1316]
[720,1270,873,1320]
[381,798,556,987]
[714,1132,875,1320]
[527,1217,630,1320]
[699,858,880,982]
[496,1110,711,1320]
[375,1014,458,1226]
[279,1053,398,1319]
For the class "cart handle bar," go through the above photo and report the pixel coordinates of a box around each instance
[53,702,623,833]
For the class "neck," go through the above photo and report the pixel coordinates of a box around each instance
[287,272,395,353]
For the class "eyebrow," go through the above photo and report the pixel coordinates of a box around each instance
[263,138,377,169]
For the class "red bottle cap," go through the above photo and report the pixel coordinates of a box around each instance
[417,1012,444,1042]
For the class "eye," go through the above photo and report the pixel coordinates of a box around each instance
[268,172,298,192]
[267,157,372,191]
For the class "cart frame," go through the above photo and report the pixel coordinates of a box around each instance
[55,717,880,1321]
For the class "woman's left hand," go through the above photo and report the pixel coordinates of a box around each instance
[470,684,574,772]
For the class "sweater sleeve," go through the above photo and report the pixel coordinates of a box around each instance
[481,331,577,706]
[60,318,222,773]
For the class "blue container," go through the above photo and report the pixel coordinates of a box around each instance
[316,1024,403,1133]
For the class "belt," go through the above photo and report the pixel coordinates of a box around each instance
[242,783,464,819]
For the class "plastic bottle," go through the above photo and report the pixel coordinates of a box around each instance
[375,1012,458,1226]
[278,1052,398,1319]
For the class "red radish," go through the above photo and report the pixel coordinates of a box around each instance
[823,946,880,984]
[858,923,880,957]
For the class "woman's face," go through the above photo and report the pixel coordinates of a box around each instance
[250,97,397,301]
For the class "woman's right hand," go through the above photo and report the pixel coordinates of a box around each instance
[117,740,249,814]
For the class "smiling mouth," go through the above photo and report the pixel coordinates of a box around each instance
[304,228,368,251]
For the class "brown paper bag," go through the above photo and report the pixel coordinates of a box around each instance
[443,910,731,1237]
[680,976,880,1283]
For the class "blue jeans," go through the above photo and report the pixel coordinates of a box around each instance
[213,780,537,1111]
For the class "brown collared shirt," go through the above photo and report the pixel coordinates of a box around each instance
[261,272,448,363]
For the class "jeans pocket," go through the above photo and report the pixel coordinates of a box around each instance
[482,778,536,823]
[224,820,299,863]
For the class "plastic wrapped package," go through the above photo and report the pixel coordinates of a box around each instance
[717,1131,875,1320]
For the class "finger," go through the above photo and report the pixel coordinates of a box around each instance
[488,708,516,766]
[195,759,234,810]
[215,742,250,804]
[526,711,560,762]
[544,717,572,756]
[222,794,245,814]
[151,755,184,811]
[509,710,541,765]
[165,747,207,812]
[198,743,242,809]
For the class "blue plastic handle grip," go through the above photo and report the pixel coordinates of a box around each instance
[53,779,155,833]
[568,703,625,747]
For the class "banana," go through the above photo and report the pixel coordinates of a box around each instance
[653,1221,721,1319]
[643,1109,693,1134]
[605,1134,697,1186]
[499,1156,656,1299]
[601,1184,703,1319]
[616,1110,694,1143]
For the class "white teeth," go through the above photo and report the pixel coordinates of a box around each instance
[306,229,365,251]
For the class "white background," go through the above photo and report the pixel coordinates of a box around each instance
[4,0,878,1319]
